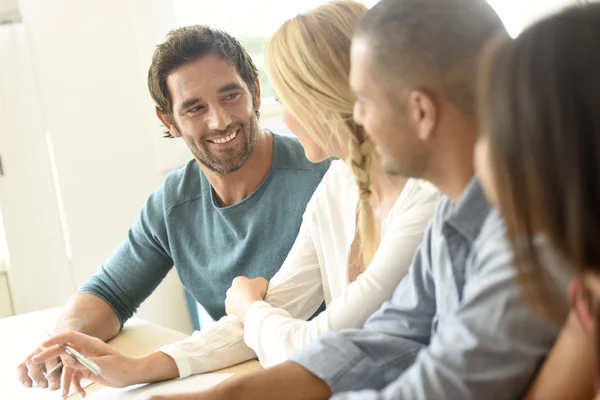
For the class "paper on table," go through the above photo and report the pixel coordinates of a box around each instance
[86,373,234,400]
[0,375,94,400]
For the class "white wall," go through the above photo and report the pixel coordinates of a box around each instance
[0,23,73,314]
[488,0,580,36]
[0,0,194,333]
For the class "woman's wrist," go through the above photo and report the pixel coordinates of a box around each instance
[129,351,180,384]
[239,299,258,322]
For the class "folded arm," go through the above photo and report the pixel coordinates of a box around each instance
[330,221,563,399]
[243,192,435,367]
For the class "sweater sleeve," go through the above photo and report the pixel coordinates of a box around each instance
[79,183,174,328]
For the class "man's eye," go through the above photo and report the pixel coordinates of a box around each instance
[188,106,204,113]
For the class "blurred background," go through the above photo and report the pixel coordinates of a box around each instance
[0,0,588,334]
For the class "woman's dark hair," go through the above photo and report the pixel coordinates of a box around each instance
[479,3,600,321]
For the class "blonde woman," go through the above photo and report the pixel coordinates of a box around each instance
[32,1,437,395]
[220,0,438,367]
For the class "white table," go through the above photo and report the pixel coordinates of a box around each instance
[0,308,262,399]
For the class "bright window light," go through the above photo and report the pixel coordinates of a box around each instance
[172,0,378,98]
[172,0,574,100]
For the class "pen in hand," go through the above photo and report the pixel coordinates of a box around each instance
[40,328,103,376]
[43,361,63,379]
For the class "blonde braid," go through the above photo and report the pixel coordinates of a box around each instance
[347,131,377,267]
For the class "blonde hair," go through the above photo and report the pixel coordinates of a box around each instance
[266,0,377,266]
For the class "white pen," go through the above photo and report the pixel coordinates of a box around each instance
[43,361,63,379]
[41,328,102,376]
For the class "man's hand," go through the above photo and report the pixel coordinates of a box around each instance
[16,349,62,391]
[31,330,143,398]
[225,276,268,322]
[148,361,331,400]
[16,293,121,392]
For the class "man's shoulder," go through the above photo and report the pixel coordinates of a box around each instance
[428,194,454,234]
[434,178,492,242]
[471,209,513,274]
[307,160,356,209]
[272,133,332,177]
[158,159,206,213]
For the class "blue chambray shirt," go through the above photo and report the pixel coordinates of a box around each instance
[291,178,563,400]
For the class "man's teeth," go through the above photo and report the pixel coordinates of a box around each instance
[210,130,238,144]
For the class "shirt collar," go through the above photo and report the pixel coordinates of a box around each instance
[445,177,491,241]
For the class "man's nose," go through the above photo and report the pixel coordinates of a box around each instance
[207,104,233,131]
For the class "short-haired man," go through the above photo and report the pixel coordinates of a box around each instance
[17,25,330,392]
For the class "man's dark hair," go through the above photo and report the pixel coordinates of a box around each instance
[148,25,259,137]
[355,0,505,114]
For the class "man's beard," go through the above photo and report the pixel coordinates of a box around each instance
[381,155,403,176]
[381,144,428,179]
[182,111,260,174]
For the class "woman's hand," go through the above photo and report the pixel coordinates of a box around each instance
[225,276,268,322]
[32,330,145,398]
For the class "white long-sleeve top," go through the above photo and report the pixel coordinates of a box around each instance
[158,160,438,377]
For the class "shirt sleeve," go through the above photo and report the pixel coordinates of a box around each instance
[243,182,438,368]
[157,315,257,378]
[79,185,174,328]
[289,217,437,393]
[295,214,561,400]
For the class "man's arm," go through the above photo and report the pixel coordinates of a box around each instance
[17,184,175,390]
[158,362,331,400]
[330,216,564,400]
[78,187,175,329]
[214,362,331,400]
[56,293,121,341]
[142,362,329,400]
[16,293,122,390]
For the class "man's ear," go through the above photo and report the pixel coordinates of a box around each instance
[407,90,437,142]
[155,108,181,138]
[253,78,261,111]
[570,277,595,335]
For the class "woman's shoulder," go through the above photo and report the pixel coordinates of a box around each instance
[407,178,439,196]
[394,179,440,211]
[380,179,439,238]
[310,160,358,215]
[318,160,357,193]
